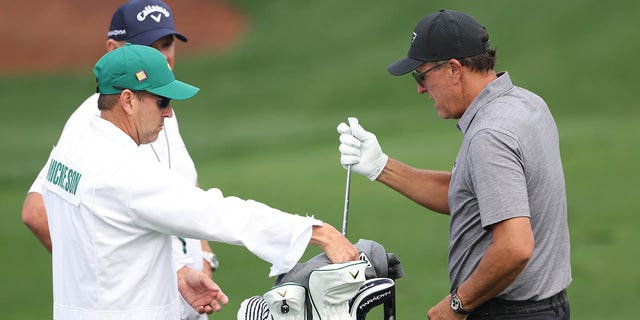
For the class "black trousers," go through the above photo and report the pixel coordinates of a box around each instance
[468,290,569,320]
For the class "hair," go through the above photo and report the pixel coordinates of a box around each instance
[97,94,120,111]
[98,90,149,110]
[457,48,497,73]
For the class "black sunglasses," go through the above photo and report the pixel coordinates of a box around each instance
[411,61,448,86]
[153,95,172,109]
[135,91,171,109]
[115,87,171,109]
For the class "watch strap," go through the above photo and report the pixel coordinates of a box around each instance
[202,251,219,271]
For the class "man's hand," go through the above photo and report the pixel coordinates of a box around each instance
[177,267,228,314]
[427,295,467,320]
[310,224,359,263]
[337,117,388,181]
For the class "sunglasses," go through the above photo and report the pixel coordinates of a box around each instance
[411,61,448,86]
[153,95,172,109]
[118,88,171,109]
[136,91,171,109]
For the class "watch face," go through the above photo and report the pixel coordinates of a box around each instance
[450,294,469,314]
[451,296,460,310]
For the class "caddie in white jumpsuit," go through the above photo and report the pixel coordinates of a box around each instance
[23,1,218,318]
[42,44,357,320]
[29,93,212,319]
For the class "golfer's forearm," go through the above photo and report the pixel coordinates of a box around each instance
[456,218,534,310]
[457,251,525,309]
[376,158,451,214]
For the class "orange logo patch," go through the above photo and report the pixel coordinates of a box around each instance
[136,70,148,81]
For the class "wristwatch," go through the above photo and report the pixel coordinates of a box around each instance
[202,251,219,271]
[450,291,471,315]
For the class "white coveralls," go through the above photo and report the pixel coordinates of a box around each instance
[42,104,320,320]
[29,94,206,319]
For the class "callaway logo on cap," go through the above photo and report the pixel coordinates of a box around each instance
[137,5,170,23]
[107,0,188,46]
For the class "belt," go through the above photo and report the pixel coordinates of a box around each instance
[471,290,567,316]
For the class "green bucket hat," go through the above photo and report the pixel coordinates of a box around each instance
[93,43,199,100]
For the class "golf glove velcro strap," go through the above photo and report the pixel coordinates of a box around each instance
[308,261,367,320]
[337,117,388,181]
[263,283,308,320]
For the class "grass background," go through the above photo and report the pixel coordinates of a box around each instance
[1,0,639,318]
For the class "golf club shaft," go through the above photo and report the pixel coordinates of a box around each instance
[342,164,352,236]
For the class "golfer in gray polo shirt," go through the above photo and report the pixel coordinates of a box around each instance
[337,9,571,320]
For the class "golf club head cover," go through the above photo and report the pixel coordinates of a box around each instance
[386,253,404,280]
[275,239,394,288]
[349,278,396,320]
[263,282,307,320]
[308,261,368,320]
[237,295,271,320]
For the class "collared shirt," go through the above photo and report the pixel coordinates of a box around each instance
[448,72,572,300]
[43,115,321,320]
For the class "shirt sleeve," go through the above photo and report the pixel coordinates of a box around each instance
[125,160,322,276]
[467,129,530,228]
[30,95,100,195]
[28,160,49,194]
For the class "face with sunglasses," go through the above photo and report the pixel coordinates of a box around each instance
[127,89,174,145]
[412,60,468,120]
[412,61,448,88]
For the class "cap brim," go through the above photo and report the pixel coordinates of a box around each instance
[148,80,199,100]
[128,28,189,46]
[386,56,425,76]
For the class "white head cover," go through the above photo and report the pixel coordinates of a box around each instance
[308,261,367,320]
[263,283,308,320]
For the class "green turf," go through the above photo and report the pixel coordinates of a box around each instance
[1,0,639,318]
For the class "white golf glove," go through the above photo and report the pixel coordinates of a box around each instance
[337,117,388,181]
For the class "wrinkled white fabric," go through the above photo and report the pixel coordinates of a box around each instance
[43,115,321,319]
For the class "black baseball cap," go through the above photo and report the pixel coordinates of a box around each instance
[107,0,188,46]
[387,9,490,76]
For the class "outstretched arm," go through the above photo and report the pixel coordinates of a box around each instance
[310,223,359,263]
[338,117,451,214]
[377,158,451,214]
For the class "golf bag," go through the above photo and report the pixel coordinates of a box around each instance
[239,239,403,320]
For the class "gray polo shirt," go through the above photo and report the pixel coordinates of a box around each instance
[448,72,572,301]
